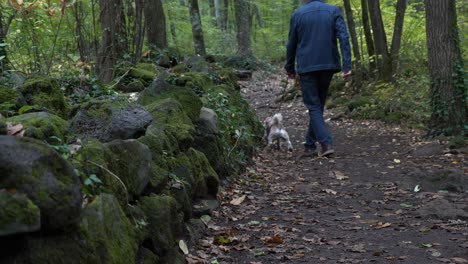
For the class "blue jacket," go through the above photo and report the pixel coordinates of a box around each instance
[285,0,352,74]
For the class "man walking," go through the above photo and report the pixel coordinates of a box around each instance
[285,0,351,158]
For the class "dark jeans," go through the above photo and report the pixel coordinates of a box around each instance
[299,70,334,150]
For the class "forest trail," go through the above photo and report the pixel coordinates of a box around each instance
[188,71,468,264]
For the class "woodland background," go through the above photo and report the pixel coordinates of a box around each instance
[0,0,466,137]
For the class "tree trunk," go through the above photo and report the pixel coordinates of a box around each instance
[98,0,128,83]
[145,0,167,50]
[188,0,206,55]
[343,0,361,66]
[0,11,8,72]
[74,1,88,62]
[214,0,222,28]
[133,0,145,63]
[390,0,407,74]
[234,0,252,57]
[361,0,376,74]
[221,0,228,31]
[426,0,466,136]
[367,0,392,82]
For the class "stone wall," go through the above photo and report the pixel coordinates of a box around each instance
[0,58,262,263]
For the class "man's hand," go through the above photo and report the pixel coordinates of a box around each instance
[287,72,296,79]
[342,70,352,78]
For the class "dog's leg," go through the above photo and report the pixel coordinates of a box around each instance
[283,134,293,152]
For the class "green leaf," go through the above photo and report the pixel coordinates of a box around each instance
[89,174,102,184]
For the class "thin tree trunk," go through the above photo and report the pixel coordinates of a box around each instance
[98,0,128,83]
[343,0,361,67]
[145,0,167,50]
[74,1,88,62]
[390,0,407,74]
[214,0,222,28]
[234,0,252,57]
[367,0,392,81]
[361,0,376,75]
[133,0,145,63]
[188,0,206,55]
[426,0,466,136]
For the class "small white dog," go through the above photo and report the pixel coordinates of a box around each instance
[263,113,293,151]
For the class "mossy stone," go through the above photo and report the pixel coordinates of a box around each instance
[6,112,69,143]
[0,86,23,117]
[140,195,184,262]
[80,194,138,264]
[138,77,202,122]
[0,192,40,236]
[0,136,82,232]
[145,98,195,150]
[21,76,69,118]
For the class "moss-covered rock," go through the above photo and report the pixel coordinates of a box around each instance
[69,100,152,143]
[6,111,69,143]
[0,192,41,236]
[80,194,138,264]
[138,76,202,123]
[21,76,69,118]
[0,86,24,117]
[140,195,185,263]
[145,98,195,150]
[0,136,82,231]
[104,139,152,202]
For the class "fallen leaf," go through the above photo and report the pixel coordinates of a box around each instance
[323,189,337,195]
[179,240,189,255]
[451,257,468,264]
[266,235,283,244]
[373,222,392,229]
[330,170,349,180]
[393,159,401,164]
[230,195,246,205]
[6,122,24,136]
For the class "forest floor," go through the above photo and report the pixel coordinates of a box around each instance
[188,71,468,264]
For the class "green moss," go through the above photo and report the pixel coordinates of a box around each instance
[0,86,22,116]
[137,79,202,122]
[145,98,195,149]
[186,148,219,197]
[0,192,40,236]
[80,194,138,264]
[140,195,184,262]
[129,67,157,83]
[6,112,69,143]
[21,76,69,118]
[18,105,43,115]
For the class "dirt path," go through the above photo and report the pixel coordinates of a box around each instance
[188,72,468,264]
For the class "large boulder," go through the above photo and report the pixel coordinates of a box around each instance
[5,112,69,143]
[69,101,153,143]
[0,136,82,231]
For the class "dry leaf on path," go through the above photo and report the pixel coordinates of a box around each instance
[330,170,349,180]
[323,189,337,195]
[230,195,246,205]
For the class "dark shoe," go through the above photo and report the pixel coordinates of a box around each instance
[297,148,316,159]
[319,145,334,157]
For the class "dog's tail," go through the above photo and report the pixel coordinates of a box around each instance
[272,113,283,125]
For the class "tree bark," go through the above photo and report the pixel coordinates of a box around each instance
[360,0,376,74]
[98,0,128,83]
[133,0,145,63]
[343,0,361,66]
[188,0,206,55]
[145,0,167,50]
[74,1,88,62]
[234,0,252,57]
[426,0,466,136]
[367,0,392,81]
[390,0,407,73]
